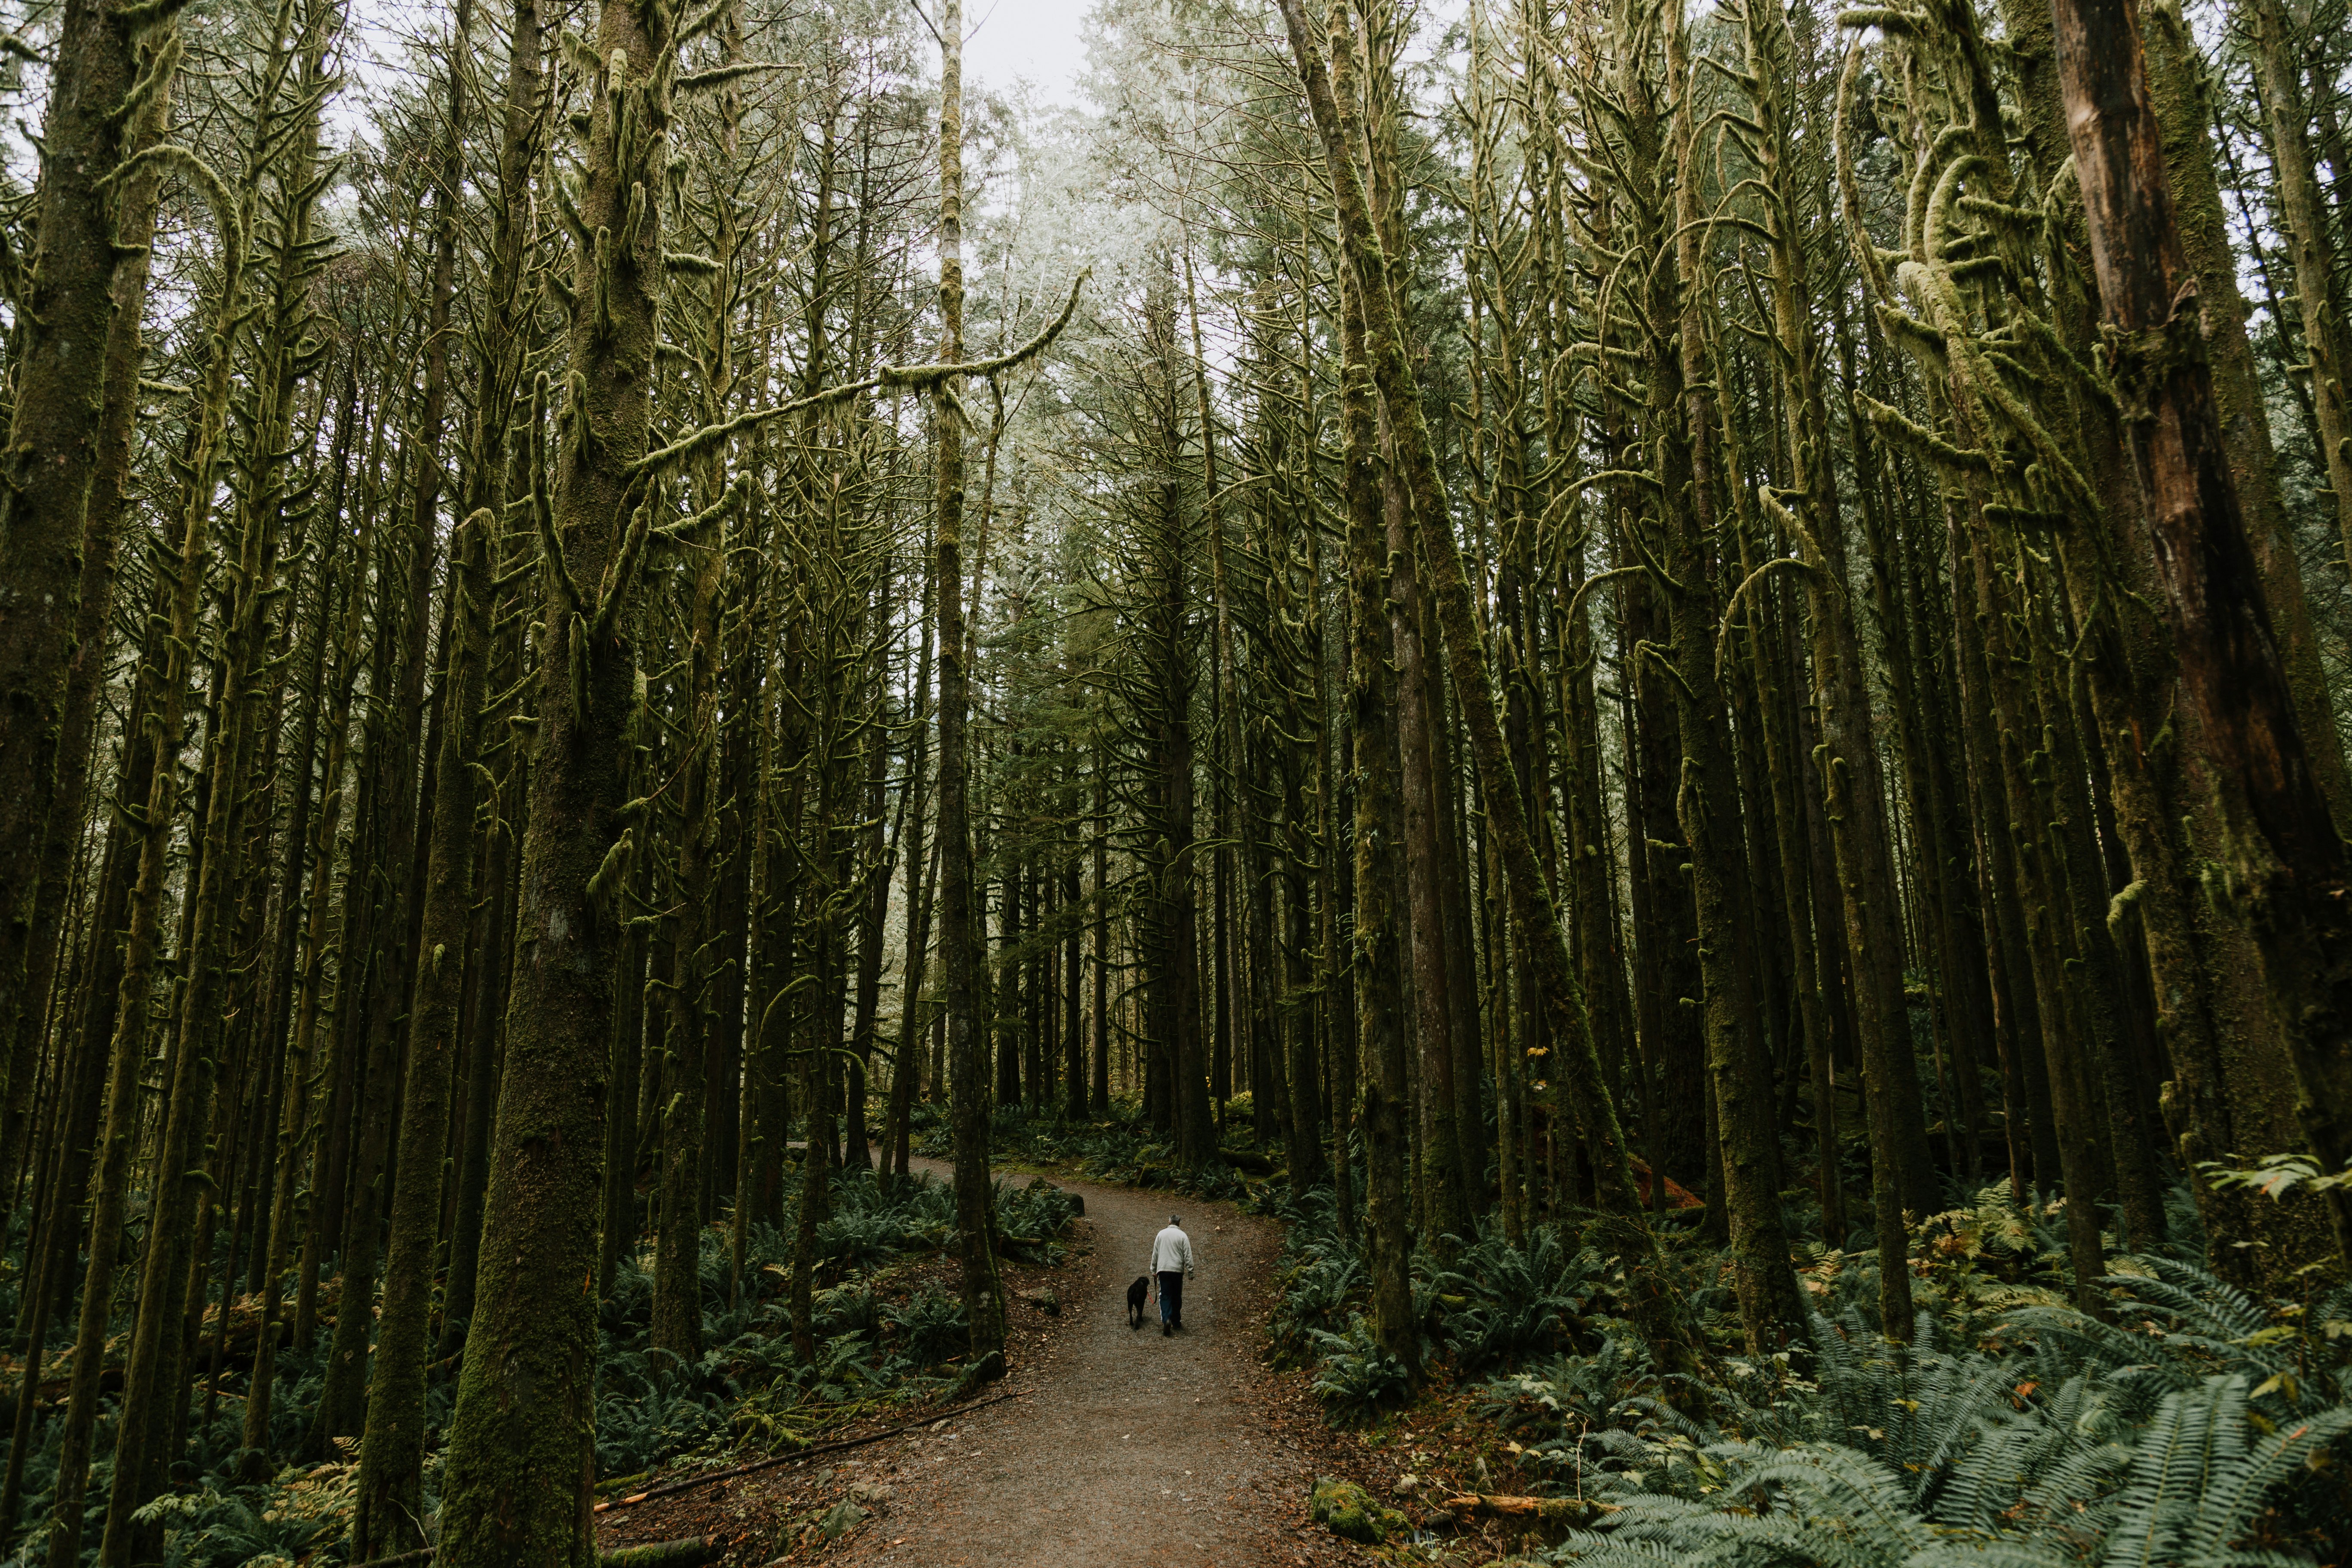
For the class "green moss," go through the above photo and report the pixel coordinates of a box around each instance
[818,1498,868,1540]
[1308,1476,1406,1544]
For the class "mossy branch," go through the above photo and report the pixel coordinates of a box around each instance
[1837,6,1925,32]
[1712,554,1819,687]
[529,375,582,618]
[1856,391,1990,471]
[1563,564,1658,635]
[653,473,750,543]
[675,61,792,95]
[103,142,242,259]
[109,0,198,38]
[626,268,1087,481]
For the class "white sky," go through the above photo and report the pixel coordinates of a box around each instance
[961,0,1095,108]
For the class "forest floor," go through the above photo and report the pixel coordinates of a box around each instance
[594,1160,1386,1568]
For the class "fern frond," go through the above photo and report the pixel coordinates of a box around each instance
[1721,1443,1940,1562]
[2184,1397,2352,1566]
[2104,1376,2246,1568]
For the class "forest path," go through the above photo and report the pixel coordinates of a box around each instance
[831,1159,1342,1568]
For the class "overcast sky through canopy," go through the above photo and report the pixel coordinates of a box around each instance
[962,0,1093,107]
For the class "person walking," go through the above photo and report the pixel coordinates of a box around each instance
[1152,1214,1194,1336]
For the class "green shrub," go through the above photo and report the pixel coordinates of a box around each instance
[1308,1315,1416,1426]
[1308,1475,1406,1543]
[883,1285,970,1368]
[1435,1224,1602,1375]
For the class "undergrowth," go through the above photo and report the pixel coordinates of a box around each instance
[918,1095,1292,1206]
[1262,1171,2352,1565]
[0,1162,1079,1568]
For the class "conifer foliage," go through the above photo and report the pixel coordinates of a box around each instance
[3,0,2352,1556]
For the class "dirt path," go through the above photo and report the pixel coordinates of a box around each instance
[830,1161,1355,1568]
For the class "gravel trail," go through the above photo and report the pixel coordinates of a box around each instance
[834,1161,1341,1568]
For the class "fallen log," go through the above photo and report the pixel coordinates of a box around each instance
[1440,1492,1620,1526]
[599,1540,724,1568]
[2,1280,343,1419]
[1628,1157,1700,1211]
[348,1539,719,1568]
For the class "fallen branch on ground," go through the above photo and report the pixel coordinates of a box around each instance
[349,1538,719,1568]
[593,1387,1032,1513]
[1439,1493,1621,1526]
[598,1540,726,1567]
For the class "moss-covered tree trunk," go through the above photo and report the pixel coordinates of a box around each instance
[1334,251,1418,1373]
[1091,741,1112,1117]
[649,502,721,1360]
[93,41,282,1547]
[0,0,187,1125]
[886,556,935,1173]
[1742,3,1942,1292]
[1657,0,1807,1350]
[1273,0,1721,1372]
[2135,0,2349,822]
[2055,0,2352,1268]
[434,0,676,1552]
[1272,0,1644,1224]
[309,256,448,1468]
[355,498,490,1555]
[2238,0,2352,588]
[934,0,1007,1375]
[441,0,546,1356]
[241,366,366,1467]
[0,36,178,1537]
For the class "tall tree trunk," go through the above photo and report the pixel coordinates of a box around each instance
[886,551,937,1175]
[0,0,187,1106]
[1657,0,1806,1347]
[2054,0,2352,1266]
[1091,744,1112,1116]
[2241,0,2352,588]
[96,41,297,1541]
[649,486,724,1360]
[355,493,489,1554]
[1273,0,1647,1225]
[0,43,179,1535]
[309,224,450,1466]
[1335,253,1418,1374]
[435,0,677,1552]
[934,0,1007,1376]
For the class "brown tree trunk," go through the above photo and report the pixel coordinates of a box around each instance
[2054,0,2352,1265]
[0,0,185,1106]
[435,0,678,1553]
[933,0,1007,1375]
[1336,254,1418,1374]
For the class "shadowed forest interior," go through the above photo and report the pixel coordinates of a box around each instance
[5,0,2352,1557]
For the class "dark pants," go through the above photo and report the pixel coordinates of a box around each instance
[1157,1270,1184,1326]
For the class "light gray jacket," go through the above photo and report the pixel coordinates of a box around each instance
[1151,1225,1194,1277]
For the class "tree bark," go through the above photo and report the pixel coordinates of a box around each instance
[435,0,676,1553]
[934,0,1007,1375]
[2053,0,2352,1265]
[0,0,186,1105]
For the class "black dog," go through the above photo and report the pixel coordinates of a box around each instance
[1127,1275,1152,1330]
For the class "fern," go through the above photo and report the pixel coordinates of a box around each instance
[1531,1271,2352,1567]
[129,1475,356,1568]
[882,1285,969,1368]
[2103,1375,2352,1568]
[1535,1370,2349,1565]
[1307,1314,1414,1425]
[1434,1224,1602,1375]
